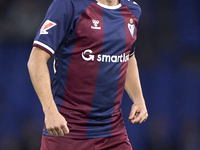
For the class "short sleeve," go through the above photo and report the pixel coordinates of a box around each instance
[130,43,136,56]
[125,0,141,56]
[33,0,73,55]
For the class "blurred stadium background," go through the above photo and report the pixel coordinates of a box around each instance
[0,0,200,149]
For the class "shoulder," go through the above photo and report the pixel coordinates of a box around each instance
[121,0,142,20]
[51,0,93,11]
[121,0,141,11]
[50,0,95,8]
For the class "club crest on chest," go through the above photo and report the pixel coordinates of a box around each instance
[128,18,135,37]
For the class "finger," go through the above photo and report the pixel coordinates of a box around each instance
[138,112,148,124]
[129,110,140,122]
[55,127,64,136]
[141,113,148,123]
[131,117,141,124]
[139,117,146,124]
[47,129,54,136]
[142,118,147,122]
[129,106,138,120]
[61,123,69,134]
[131,111,146,124]
[52,128,59,137]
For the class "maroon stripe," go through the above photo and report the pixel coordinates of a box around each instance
[110,5,139,136]
[59,3,104,138]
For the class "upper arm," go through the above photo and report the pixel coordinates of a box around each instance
[28,47,51,67]
[125,54,138,89]
[127,54,137,71]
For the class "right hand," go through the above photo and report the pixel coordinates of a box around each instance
[44,109,69,137]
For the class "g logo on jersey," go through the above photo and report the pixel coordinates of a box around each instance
[40,20,57,35]
[82,49,95,61]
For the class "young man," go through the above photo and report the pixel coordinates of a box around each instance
[28,0,148,149]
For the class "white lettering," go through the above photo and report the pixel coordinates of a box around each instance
[111,55,117,63]
[102,55,111,62]
[97,54,101,62]
[118,55,123,62]
[126,55,129,62]
[82,49,129,63]
[91,26,101,30]
[123,53,126,62]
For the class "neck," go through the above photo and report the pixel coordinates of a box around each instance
[96,0,120,6]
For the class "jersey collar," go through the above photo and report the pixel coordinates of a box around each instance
[96,1,121,9]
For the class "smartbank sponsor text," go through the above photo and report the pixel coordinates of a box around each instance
[82,49,129,63]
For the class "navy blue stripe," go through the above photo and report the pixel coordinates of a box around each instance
[86,7,126,138]
[43,37,76,136]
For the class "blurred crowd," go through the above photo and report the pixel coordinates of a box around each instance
[0,0,49,43]
[0,0,200,149]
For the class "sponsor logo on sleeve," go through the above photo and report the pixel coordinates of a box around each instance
[40,20,57,35]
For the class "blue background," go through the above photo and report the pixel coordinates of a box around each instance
[0,0,200,149]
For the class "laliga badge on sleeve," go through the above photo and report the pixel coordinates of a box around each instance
[40,20,57,35]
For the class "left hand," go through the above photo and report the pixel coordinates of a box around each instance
[129,103,148,124]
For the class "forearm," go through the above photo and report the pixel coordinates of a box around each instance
[28,47,69,136]
[125,55,148,124]
[125,55,145,105]
[27,47,58,114]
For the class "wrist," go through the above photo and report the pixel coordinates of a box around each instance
[43,104,58,115]
[132,97,146,105]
